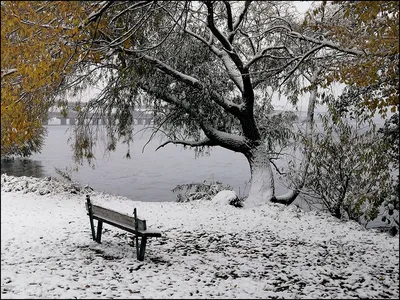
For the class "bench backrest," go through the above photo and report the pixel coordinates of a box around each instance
[86,196,146,230]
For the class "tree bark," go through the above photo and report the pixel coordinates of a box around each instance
[245,144,275,207]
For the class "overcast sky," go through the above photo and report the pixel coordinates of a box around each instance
[294,1,313,15]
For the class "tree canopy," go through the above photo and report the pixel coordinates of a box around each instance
[1,1,398,209]
[1,1,89,155]
[305,1,399,116]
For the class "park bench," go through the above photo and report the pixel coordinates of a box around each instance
[85,195,162,261]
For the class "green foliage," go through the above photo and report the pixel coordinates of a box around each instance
[254,100,299,155]
[376,113,399,235]
[302,106,393,223]
[378,113,399,166]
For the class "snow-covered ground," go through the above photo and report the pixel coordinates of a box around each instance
[1,174,399,299]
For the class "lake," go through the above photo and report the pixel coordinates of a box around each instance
[1,125,263,202]
[1,114,392,231]
[2,111,388,205]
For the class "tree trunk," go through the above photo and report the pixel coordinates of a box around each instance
[245,144,275,207]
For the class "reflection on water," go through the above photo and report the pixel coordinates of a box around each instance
[1,158,45,178]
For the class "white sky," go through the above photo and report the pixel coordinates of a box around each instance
[294,1,313,15]
[1,173,399,299]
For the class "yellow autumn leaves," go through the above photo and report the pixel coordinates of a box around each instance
[1,1,88,155]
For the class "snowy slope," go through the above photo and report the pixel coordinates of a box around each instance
[1,174,398,299]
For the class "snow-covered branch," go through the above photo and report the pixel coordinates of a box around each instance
[139,83,248,153]
[209,90,244,116]
[287,31,364,56]
[281,45,325,85]
[205,2,234,52]
[202,3,258,109]
[218,53,244,92]
[86,1,114,25]
[1,68,18,79]
[201,125,248,153]
[182,27,244,93]
[131,52,204,90]
[227,1,251,43]
[138,83,191,111]
[237,29,256,56]
[245,46,294,69]
[255,24,364,57]
[155,138,217,151]
[123,45,243,117]
[204,2,246,73]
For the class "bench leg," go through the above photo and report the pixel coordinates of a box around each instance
[135,235,139,257]
[88,215,96,241]
[137,236,147,261]
[96,220,103,243]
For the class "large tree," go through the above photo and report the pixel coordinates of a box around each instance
[63,1,372,207]
[2,1,376,207]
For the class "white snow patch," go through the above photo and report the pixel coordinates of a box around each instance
[1,174,399,299]
[211,190,237,206]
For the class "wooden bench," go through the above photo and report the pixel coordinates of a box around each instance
[85,195,162,261]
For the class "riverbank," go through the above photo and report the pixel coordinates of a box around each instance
[1,174,399,299]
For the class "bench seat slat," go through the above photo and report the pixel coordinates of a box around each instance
[91,215,162,237]
[91,204,146,230]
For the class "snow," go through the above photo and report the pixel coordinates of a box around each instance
[211,190,237,206]
[1,174,399,299]
[142,55,203,89]
[220,53,244,92]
